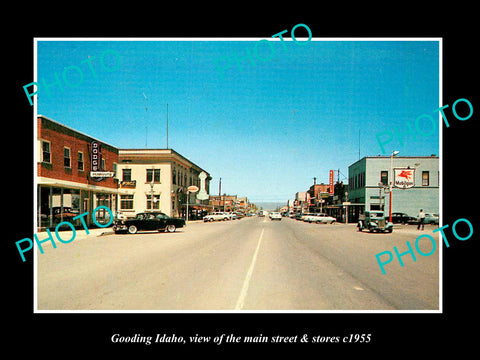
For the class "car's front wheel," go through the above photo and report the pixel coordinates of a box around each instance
[128,225,138,234]
[165,224,176,233]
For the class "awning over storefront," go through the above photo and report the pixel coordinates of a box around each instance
[38,176,129,194]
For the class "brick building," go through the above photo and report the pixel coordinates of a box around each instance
[37,115,122,230]
[209,195,237,212]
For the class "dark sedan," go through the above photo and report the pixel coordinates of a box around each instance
[113,212,185,234]
[386,212,416,224]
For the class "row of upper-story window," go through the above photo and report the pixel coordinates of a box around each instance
[40,139,105,171]
[349,170,437,189]
[122,168,161,183]
[121,168,201,187]
[41,139,203,187]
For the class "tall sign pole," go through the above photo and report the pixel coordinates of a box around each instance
[187,186,199,222]
[389,151,400,222]
[166,103,169,149]
[329,170,334,194]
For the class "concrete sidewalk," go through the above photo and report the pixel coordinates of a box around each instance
[36,227,114,243]
[391,223,439,235]
[39,220,203,243]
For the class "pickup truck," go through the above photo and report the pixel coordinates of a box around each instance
[358,211,393,233]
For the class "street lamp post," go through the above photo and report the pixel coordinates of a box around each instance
[389,150,400,222]
[186,190,190,222]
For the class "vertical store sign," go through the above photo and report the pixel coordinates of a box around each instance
[90,141,104,182]
[91,141,102,171]
[329,170,334,194]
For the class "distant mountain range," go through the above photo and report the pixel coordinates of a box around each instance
[253,201,286,211]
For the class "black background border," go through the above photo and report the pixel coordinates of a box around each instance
[6,5,478,355]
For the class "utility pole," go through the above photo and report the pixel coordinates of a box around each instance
[166,103,169,149]
[143,93,148,148]
[358,129,361,160]
[378,183,384,211]
[218,177,222,212]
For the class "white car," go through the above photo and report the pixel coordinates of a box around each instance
[269,212,282,221]
[300,213,315,221]
[423,213,439,224]
[203,212,230,222]
[304,213,336,224]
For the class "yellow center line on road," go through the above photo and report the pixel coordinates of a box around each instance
[235,227,265,310]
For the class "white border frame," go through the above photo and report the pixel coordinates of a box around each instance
[33,37,443,314]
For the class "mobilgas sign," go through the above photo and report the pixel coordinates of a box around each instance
[394,168,415,189]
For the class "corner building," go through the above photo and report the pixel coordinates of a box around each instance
[37,115,122,231]
[117,149,211,218]
[348,155,439,222]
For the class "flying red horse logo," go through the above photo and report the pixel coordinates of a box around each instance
[397,170,413,180]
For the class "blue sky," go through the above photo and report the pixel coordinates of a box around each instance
[36,39,440,203]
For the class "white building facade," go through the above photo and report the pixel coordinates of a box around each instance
[116,149,211,218]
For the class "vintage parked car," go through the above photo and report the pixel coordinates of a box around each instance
[203,212,230,222]
[386,212,417,224]
[113,212,185,234]
[294,213,304,220]
[300,213,315,221]
[304,213,336,224]
[424,213,439,225]
[358,211,393,233]
[235,212,245,219]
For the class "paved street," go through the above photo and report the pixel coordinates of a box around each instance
[37,216,439,311]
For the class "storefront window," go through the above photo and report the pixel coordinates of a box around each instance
[51,187,62,227]
[39,186,52,229]
[41,188,82,229]
[95,193,111,226]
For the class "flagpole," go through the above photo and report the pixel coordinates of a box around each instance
[166,103,169,149]
[142,93,148,148]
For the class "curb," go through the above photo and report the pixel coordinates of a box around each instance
[97,230,115,237]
